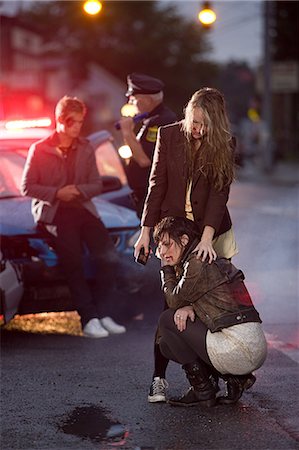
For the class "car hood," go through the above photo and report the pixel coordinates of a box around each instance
[93,197,139,229]
[0,196,139,236]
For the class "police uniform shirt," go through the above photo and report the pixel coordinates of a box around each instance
[125,102,177,194]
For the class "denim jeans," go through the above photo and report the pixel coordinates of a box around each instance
[49,207,120,326]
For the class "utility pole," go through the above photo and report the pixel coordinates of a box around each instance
[262,0,274,172]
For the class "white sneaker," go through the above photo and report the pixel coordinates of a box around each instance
[100,316,126,334]
[83,318,109,338]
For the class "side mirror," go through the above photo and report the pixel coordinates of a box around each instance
[101,175,122,194]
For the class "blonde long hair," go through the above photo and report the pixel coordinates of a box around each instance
[182,88,235,191]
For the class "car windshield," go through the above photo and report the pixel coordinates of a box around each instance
[0,148,27,198]
[94,140,127,186]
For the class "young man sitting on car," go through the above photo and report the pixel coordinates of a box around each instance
[21,95,129,338]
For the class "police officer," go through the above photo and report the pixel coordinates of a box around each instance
[119,73,177,217]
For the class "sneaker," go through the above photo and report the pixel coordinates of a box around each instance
[100,316,126,334]
[83,318,109,338]
[148,377,169,403]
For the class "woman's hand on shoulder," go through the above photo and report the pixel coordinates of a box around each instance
[194,226,217,264]
[194,240,217,264]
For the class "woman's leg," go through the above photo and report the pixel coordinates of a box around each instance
[158,309,212,366]
[153,341,169,378]
[153,300,170,379]
[148,314,170,403]
[158,309,216,407]
[148,341,170,403]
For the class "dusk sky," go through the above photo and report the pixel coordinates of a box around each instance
[165,0,263,66]
[0,0,263,67]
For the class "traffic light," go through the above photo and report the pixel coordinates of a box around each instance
[198,2,216,28]
[83,0,102,16]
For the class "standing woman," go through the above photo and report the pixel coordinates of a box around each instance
[135,87,238,264]
[134,88,239,402]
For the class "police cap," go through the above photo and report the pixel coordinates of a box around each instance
[126,73,164,97]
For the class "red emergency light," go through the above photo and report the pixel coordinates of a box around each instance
[4,117,52,131]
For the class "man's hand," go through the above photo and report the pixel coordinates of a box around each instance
[118,117,135,136]
[119,117,151,168]
[174,306,195,332]
[56,185,81,202]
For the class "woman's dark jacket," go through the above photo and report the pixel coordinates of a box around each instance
[160,246,261,333]
[141,121,232,237]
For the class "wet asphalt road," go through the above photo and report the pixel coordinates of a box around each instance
[1,323,298,449]
[1,173,299,449]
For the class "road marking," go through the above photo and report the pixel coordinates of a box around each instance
[265,332,299,363]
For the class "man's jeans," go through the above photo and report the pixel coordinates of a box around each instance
[46,207,121,326]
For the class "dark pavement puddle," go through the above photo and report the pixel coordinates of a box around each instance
[57,405,129,445]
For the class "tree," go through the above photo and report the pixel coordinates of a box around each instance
[17,1,218,114]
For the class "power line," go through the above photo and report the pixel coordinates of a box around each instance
[204,1,262,30]
[215,6,261,30]
[213,13,261,36]
[213,1,260,16]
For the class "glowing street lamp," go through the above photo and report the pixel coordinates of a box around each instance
[198,2,216,28]
[83,0,102,16]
